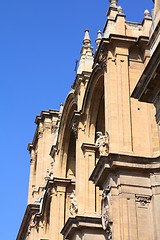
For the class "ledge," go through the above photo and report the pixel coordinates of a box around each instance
[90,153,160,189]
[61,215,105,239]
[16,204,40,240]
[81,142,98,153]
[131,42,160,103]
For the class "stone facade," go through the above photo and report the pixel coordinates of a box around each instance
[17,1,160,240]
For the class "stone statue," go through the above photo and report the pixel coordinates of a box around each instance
[69,190,78,216]
[101,189,112,239]
[95,131,109,156]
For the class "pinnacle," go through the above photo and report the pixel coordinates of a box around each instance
[144,9,151,18]
[96,30,102,46]
[83,29,91,45]
[109,0,118,7]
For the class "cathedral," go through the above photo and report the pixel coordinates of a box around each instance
[17,0,160,239]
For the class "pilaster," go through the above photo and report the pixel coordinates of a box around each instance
[48,178,71,240]
[90,153,160,239]
[81,143,97,215]
[115,49,133,153]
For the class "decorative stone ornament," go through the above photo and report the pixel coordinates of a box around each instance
[117,6,123,14]
[135,195,151,207]
[109,0,118,7]
[69,190,78,216]
[95,131,109,156]
[144,9,151,18]
[44,169,50,183]
[97,47,108,70]
[96,30,102,47]
[101,189,112,239]
[83,29,91,45]
[71,118,79,139]
[38,122,44,138]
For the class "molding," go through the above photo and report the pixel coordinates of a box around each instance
[131,42,160,103]
[35,109,59,125]
[135,194,152,207]
[16,204,40,240]
[90,153,160,188]
[61,216,105,239]
[81,142,98,153]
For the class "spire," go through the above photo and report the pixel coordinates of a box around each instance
[77,29,93,75]
[83,29,91,45]
[96,30,102,47]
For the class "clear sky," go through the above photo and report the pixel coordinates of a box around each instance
[0,0,153,239]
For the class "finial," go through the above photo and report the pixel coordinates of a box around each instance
[117,6,123,14]
[144,9,150,18]
[96,30,102,47]
[109,0,118,7]
[83,29,91,45]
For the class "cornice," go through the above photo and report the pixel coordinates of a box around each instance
[35,109,59,125]
[61,215,104,239]
[81,142,98,153]
[16,204,40,240]
[72,71,91,92]
[90,153,160,189]
[131,42,160,103]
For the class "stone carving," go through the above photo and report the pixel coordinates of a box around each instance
[109,0,118,7]
[69,190,78,216]
[38,123,44,138]
[117,6,123,14]
[51,124,58,134]
[44,169,50,183]
[43,122,52,132]
[27,217,38,236]
[144,9,150,18]
[101,188,112,239]
[95,131,109,156]
[71,119,79,139]
[30,149,35,163]
[98,50,107,70]
[136,195,151,207]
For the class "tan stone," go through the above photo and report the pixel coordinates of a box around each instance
[17,1,160,240]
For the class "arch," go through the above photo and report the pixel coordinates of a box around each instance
[81,65,105,143]
[56,90,77,178]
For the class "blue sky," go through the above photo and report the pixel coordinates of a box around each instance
[0,0,153,239]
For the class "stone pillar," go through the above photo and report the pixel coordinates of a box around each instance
[81,143,97,215]
[28,145,36,203]
[35,121,44,194]
[150,173,160,239]
[49,178,70,240]
[32,115,56,200]
[104,53,119,152]
[74,118,86,215]
[104,48,132,154]
[116,50,133,153]
[49,187,59,240]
